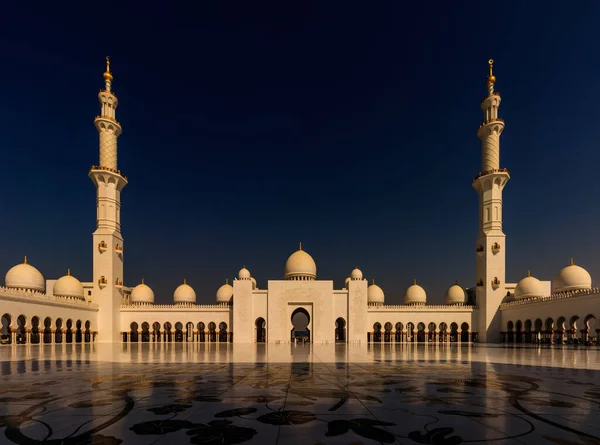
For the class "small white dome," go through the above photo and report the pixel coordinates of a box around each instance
[251,276,257,290]
[284,244,317,280]
[404,280,426,305]
[216,280,233,303]
[350,267,363,280]
[53,270,84,300]
[344,277,351,289]
[174,279,196,304]
[445,283,466,305]
[515,271,545,299]
[131,279,154,304]
[5,257,45,292]
[238,267,251,280]
[553,259,592,293]
[367,281,385,304]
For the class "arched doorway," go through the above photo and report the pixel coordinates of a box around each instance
[219,322,228,342]
[372,322,382,342]
[428,322,436,342]
[130,322,139,342]
[406,322,415,343]
[384,322,393,343]
[524,320,533,343]
[66,319,73,343]
[255,318,266,343]
[515,320,523,343]
[85,321,92,343]
[416,323,426,342]
[141,322,150,342]
[46,317,55,344]
[291,308,310,343]
[395,322,403,342]
[439,322,448,343]
[0,314,10,344]
[31,316,40,344]
[186,322,194,342]
[174,322,184,342]
[208,322,217,342]
[153,322,161,342]
[198,322,206,342]
[16,315,26,344]
[507,321,514,343]
[335,318,346,342]
[164,322,173,342]
[460,322,470,342]
[75,320,83,343]
[450,323,458,342]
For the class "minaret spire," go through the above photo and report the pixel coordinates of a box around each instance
[103,56,113,92]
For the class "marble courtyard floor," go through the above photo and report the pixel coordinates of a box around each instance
[1,344,600,445]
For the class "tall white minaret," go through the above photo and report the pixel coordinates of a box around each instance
[89,57,128,343]
[472,59,510,343]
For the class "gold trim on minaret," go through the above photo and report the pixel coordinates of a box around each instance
[103,56,113,82]
[486,59,496,85]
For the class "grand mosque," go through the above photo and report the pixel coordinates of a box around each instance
[0,59,599,346]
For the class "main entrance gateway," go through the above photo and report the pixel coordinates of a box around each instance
[291,307,310,342]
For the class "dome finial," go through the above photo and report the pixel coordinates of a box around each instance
[226,278,229,285]
[23,256,27,264]
[68,268,71,276]
[141,277,145,284]
[455,279,459,285]
[413,278,417,285]
[103,56,113,83]
[372,278,375,285]
[570,257,574,266]
[486,59,496,85]
[527,270,531,277]
[299,242,302,250]
[184,277,187,285]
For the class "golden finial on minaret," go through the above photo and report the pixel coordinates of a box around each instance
[570,258,574,266]
[103,56,113,83]
[23,256,27,264]
[486,59,496,85]
[68,269,71,276]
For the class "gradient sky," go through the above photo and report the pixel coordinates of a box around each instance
[1,2,600,305]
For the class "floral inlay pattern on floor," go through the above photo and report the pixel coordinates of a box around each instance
[1,358,600,444]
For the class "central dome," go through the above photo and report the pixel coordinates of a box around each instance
[284,244,316,280]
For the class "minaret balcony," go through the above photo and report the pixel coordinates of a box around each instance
[491,242,501,255]
[98,276,108,288]
[472,168,510,182]
[477,279,484,287]
[115,279,123,289]
[491,277,500,290]
[115,244,123,256]
[476,245,484,256]
[98,241,108,253]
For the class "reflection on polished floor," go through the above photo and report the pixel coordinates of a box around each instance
[1,344,600,444]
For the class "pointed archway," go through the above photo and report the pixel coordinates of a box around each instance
[291,308,310,343]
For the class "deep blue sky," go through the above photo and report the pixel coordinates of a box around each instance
[1,2,599,305]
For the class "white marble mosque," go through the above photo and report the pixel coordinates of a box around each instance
[1,58,599,347]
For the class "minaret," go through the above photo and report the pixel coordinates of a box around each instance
[472,59,510,343]
[89,57,128,343]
